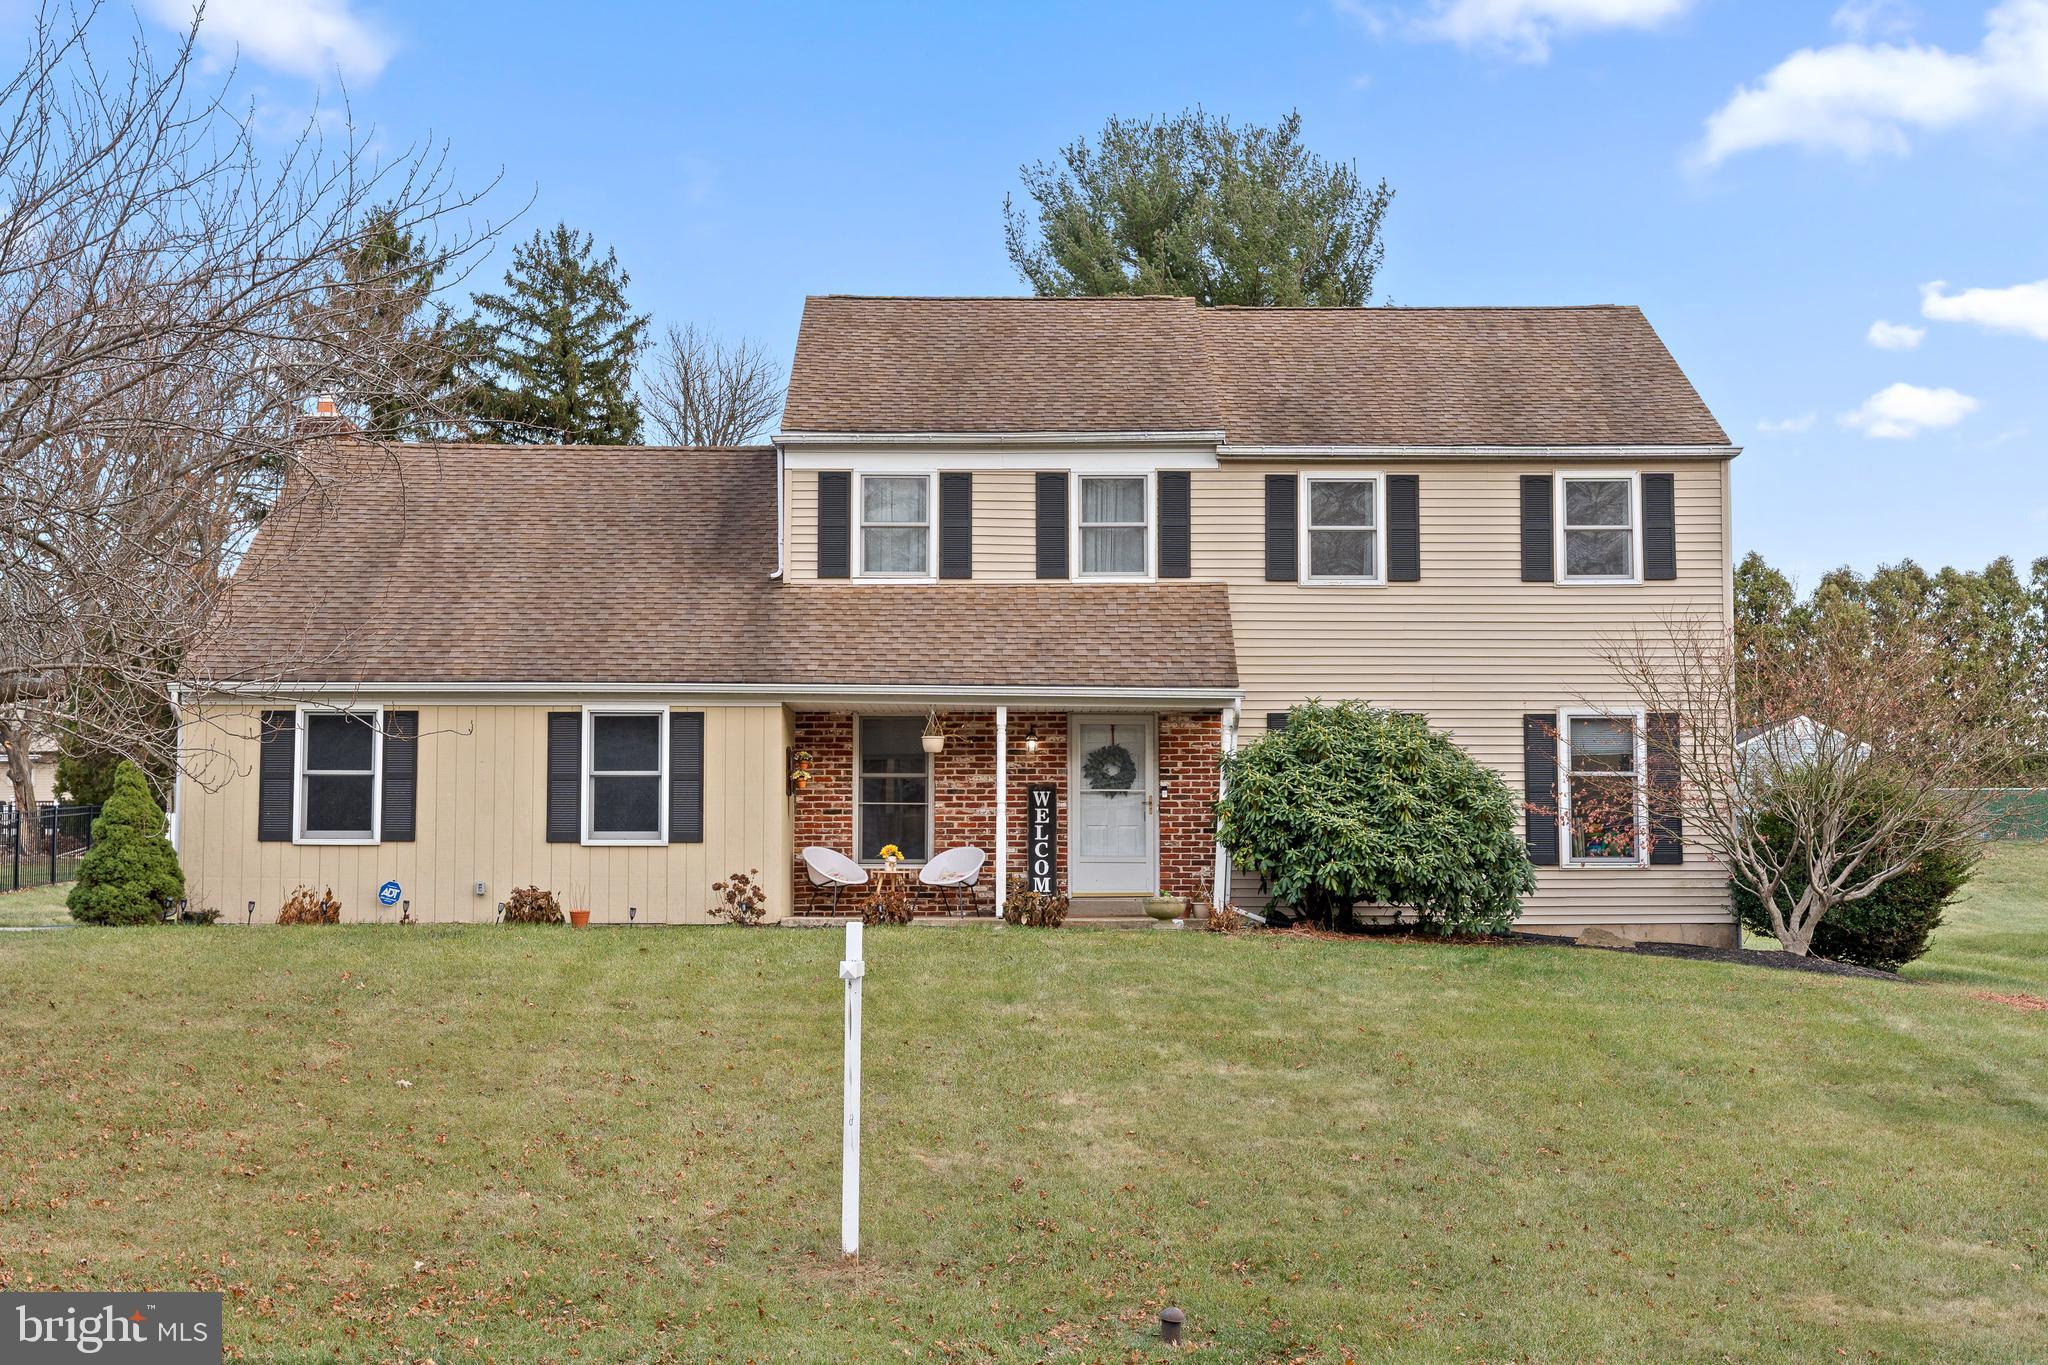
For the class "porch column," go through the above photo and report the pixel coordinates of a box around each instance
[993,705,1007,918]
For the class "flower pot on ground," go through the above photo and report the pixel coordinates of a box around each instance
[1144,894,1185,921]
[568,908,592,928]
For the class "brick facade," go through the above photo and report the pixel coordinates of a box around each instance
[790,708,1221,916]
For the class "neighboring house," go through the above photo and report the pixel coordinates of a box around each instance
[1736,716,1868,772]
[177,295,1738,942]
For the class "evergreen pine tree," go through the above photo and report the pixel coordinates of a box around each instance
[461,223,650,444]
[68,761,185,926]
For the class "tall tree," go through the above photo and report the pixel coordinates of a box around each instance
[640,323,784,447]
[1003,109,1393,306]
[462,225,650,444]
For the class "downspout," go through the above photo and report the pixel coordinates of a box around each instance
[771,444,786,580]
[1213,699,1238,910]
[994,705,1007,920]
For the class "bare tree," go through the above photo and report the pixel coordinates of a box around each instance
[1594,612,2016,955]
[0,2,501,822]
[639,322,783,446]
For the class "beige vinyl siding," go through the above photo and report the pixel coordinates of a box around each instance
[1204,461,1732,928]
[178,703,792,924]
[786,467,1039,581]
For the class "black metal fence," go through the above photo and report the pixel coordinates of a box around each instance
[1,804,101,892]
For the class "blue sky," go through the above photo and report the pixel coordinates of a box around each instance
[57,1,2048,584]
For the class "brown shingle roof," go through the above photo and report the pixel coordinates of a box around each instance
[782,296,1729,447]
[192,444,1236,690]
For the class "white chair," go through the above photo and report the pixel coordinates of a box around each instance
[802,846,870,915]
[919,845,987,917]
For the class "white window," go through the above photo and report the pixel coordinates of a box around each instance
[296,706,381,844]
[855,716,930,862]
[858,474,933,578]
[584,708,667,844]
[1301,474,1383,583]
[1075,474,1150,578]
[1556,472,1640,583]
[1559,709,1646,867]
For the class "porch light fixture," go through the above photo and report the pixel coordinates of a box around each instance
[1023,727,1039,755]
[246,900,255,926]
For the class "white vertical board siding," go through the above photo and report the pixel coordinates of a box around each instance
[180,703,793,924]
[1197,461,1734,930]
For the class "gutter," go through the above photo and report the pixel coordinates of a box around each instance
[775,430,1227,447]
[191,679,1246,709]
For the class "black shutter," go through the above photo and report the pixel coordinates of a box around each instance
[670,711,704,843]
[1035,472,1069,579]
[938,472,973,579]
[817,471,851,579]
[1642,473,1676,581]
[1647,711,1683,865]
[1387,474,1420,582]
[1520,474,1554,583]
[257,710,294,842]
[381,711,418,842]
[1264,473,1298,582]
[1523,713,1559,867]
[1157,471,1191,578]
[1266,712,1289,733]
[546,711,580,843]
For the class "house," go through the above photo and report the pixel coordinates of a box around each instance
[176,295,1738,942]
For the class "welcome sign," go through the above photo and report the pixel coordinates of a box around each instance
[1026,783,1057,895]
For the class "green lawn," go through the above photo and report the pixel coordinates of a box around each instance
[0,856,2043,1360]
[0,882,71,927]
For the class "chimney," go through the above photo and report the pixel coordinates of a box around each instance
[314,392,339,417]
[296,392,358,440]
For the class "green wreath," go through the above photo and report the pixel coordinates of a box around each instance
[1081,742,1138,791]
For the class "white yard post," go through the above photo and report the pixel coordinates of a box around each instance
[993,705,1008,918]
[838,920,864,1258]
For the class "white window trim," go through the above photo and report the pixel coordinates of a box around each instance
[292,703,382,846]
[1556,705,1649,869]
[1070,470,1157,582]
[1298,469,1387,586]
[1554,470,1643,586]
[582,705,669,846]
[854,471,938,582]
[852,714,934,868]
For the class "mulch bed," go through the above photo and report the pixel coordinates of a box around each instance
[1502,930,1906,981]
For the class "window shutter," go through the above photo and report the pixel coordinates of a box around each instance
[1264,474,1298,582]
[816,471,851,579]
[1642,473,1676,581]
[1647,711,1683,865]
[1522,713,1559,866]
[1520,475,1554,583]
[257,710,294,842]
[938,472,973,579]
[670,711,704,843]
[1157,471,1191,578]
[1035,472,1069,579]
[546,711,580,843]
[381,711,418,842]
[1266,712,1289,733]
[1387,474,1420,582]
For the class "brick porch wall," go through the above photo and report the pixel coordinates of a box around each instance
[791,709,1221,916]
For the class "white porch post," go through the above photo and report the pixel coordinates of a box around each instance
[1213,701,1238,910]
[993,705,1008,918]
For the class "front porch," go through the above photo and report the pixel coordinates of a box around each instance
[788,706,1228,918]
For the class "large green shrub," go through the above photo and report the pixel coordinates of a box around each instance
[67,761,185,926]
[1216,701,1535,933]
[1732,781,1973,971]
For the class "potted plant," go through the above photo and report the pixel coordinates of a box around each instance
[1144,888,1186,922]
[568,908,592,928]
[921,711,946,754]
[789,749,814,792]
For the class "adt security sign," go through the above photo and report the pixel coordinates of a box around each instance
[378,881,402,907]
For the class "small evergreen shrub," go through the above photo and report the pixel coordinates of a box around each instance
[709,870,768,925]
[1001,874,1068,927]
[67,761,184,926]
[1732,783,1973,971]
[503,885,563,925]
[278,886,342,925]
[1216,701,1535,934]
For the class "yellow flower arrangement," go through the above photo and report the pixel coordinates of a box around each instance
[878,844,903,863]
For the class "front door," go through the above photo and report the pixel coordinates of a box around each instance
[1068,715,1156,894]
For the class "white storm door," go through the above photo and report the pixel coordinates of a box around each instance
[1068,716,1155,894]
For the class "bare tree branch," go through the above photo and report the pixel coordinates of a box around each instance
[639,322,783,447]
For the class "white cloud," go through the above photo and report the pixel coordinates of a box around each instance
[1832,0,1917,41]
[145,0,394,84]
[1839,382,1980,438]
[1920,276,2048,340]
[1695,0,2048,167]
[1407,0,1693,61]
[1866,319,1926,349]
[1759,412,1818,433]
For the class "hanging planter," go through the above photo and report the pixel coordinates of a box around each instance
[788,748,814,792]
[921,711,946,754]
